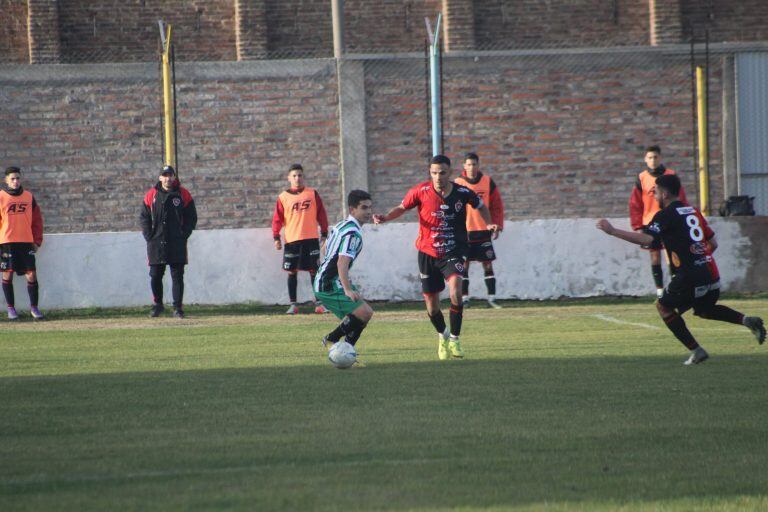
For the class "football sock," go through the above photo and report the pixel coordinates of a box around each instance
[287,273,298,303]
[327,314,365,343]
[484,269,496,295]
[170,265,184,309]
[26,280,38,307]
[663,312,699,350]
[2,278,14,307]
[345,321,368,346]
[461,268,469,296]
[309,271,317,288]
[698,305,744,325]
[428,310,446,334]
[651,264,663,289]
[449,303,464,337]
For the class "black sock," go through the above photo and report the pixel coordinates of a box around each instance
[287,273,298,303]
[345,321,368,346]
[651,264,663,289]
[428,310,446,334]
[170,265,184,309]
[149,266,164,304]
[2,278,14,307]
[484,269,496,295]
[449,303,464,337]
[698,305,744,325]
[327,314,365,343]
[664,312,699,350]
[27,280,38,307]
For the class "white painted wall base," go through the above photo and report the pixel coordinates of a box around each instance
[13,218,749,310]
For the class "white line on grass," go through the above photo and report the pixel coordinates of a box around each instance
[591,314,661,330]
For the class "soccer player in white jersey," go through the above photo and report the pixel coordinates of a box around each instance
[314,190,374,350]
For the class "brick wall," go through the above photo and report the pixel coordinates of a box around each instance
[58,0,236,62]
[365,51,722,219]
[0,63,341,232]
[0,0,28,63]
[682,0,768,42]
[473,0,650,48]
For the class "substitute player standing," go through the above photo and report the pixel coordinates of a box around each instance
[629,145,687,298]
[272,164,329,314]
[314,190,374,353]
[374,155,498,360]
[598,174,765,365]
[454,152,504,308]
[0,166,44,320]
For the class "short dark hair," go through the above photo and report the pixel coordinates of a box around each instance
[430,154,451,167]
[655,174,681,197]
[288,163,303,172]
[161,164,175,175]
[464,152,479,163]
[646,145,661,154]
[348,189,371,208]
[5,166,21,176]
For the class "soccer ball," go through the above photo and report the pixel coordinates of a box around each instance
[328,341,357,369]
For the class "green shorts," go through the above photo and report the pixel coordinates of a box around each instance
[314,283,364,319]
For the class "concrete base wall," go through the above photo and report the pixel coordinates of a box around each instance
[13,217,765,311]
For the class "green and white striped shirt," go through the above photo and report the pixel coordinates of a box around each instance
[313,215,364,293]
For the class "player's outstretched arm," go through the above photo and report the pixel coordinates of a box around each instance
[373,204,407,224]
[596,219,654,246]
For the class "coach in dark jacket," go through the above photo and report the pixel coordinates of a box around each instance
[140,165,197,318]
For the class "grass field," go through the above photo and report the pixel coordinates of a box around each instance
[2,297,768,511]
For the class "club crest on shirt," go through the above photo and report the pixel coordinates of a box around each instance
[454,201,463,212]
[172,197,182,207]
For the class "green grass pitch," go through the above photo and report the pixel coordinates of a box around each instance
[1,297,767,511]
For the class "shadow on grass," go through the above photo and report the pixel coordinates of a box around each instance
[2,355,767,511]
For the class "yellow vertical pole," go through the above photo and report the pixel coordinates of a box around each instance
[161,25,176,170]
[695,66,709,215]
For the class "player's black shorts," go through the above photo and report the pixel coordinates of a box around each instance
[418,251,465,294]
[466,240,496,262]
[0,243,37,275]
[659,276,720,315]
[283,239,321,272]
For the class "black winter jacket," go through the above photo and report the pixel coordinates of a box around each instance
[140,181,197,265]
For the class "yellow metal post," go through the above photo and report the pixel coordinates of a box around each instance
[161,24,175,170]
[695,66,709,215]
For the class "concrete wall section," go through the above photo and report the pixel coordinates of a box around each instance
[18,217,760,311]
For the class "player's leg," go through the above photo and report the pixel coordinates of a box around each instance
[446,273,465,359]
[149,264,166,317]
[419,252,449,359]
[2,269,16,320]
[283,241,299,314]
[461,259,471,306]
[656,282,707,364]
[170,264,185,318]
[693,288,766,344]
[319,285,370,348]
[482,260,502,309]
[650,249,664,298]
[24,269,43,320]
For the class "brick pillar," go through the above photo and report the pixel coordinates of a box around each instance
[235,0,268,60]
[649,0,683,45]
[442,0,475,51]
[27,0,61,63]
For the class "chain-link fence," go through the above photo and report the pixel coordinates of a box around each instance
[2,4,764,233]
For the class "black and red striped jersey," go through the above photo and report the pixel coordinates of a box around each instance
[643,200,719,285]
[401,181,482,258]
